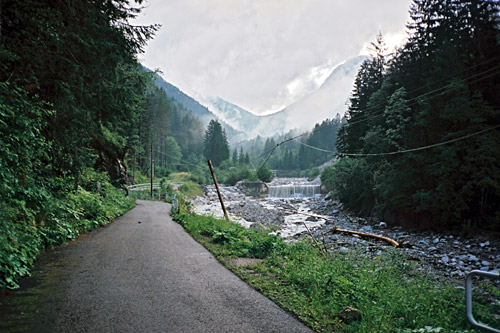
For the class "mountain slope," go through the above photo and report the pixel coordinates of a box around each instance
[146,68,243,141]
[278,55,368,131]
[205,97,287,138]
[206,55,368,138]
[153,75,214,120]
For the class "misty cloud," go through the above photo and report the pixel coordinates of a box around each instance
[133,0,411,115]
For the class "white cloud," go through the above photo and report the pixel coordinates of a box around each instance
[133,0,411,115]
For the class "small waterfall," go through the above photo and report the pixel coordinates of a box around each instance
[267,184,321,198]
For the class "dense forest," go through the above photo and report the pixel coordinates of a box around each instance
[323,0,500,231]
[132,85,205,179]
[0,0,162,288]
[234,116,343,178]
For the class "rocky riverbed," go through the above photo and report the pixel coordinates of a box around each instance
[191,182,500,285]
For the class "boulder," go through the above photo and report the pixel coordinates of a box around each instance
[339,307,362,323]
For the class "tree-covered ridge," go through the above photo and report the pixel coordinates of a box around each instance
[329,0,500,231]
[234,116,343,177]
[1,0,159,185]
[130,85,205,179]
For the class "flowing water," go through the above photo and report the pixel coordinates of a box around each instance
[191,178,327,239]
[267,184,321,198]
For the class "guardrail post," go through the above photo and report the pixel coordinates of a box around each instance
[172,198,178,213]
[165,193,169,201]
[465,269,500,333]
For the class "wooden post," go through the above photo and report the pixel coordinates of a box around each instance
[150,143,154,199]
[207,160,229,220]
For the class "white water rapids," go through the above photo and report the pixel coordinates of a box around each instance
[191,178,328,239]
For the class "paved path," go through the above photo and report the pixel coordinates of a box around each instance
[0,200,312,332]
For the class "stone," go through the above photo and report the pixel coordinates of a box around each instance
[480,267,489,272]
[360,226,373,233]
[433,238,440,244]
[442,255,449,264]
[378,222,387,228]
[419,240,429,246]
[481,260,492,266]
[465,245,471,249]
[332,209,339,214]
[339,247,349,254]
[428,246,438,252]
[450,270,464,278]
[480,241,490,247]
[339,307,362,323]
[324,192,335,200]
[468,254,478,262]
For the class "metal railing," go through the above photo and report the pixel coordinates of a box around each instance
[465,269,500,332]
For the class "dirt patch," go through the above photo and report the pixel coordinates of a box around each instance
[227,258,264,267]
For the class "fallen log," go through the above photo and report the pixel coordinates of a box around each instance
[329,227,400,247]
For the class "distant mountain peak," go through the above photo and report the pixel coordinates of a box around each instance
[205,55,368,140]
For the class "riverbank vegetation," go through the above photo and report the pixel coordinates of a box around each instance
[173,204,499,332]
[328,0,500,231]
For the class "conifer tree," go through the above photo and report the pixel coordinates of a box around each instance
[203,120,230,166]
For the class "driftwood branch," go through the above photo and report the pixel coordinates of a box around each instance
[329,227,400,247]
[297,221,325,254]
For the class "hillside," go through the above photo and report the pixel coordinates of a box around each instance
[151,70,244,141]
[204,56,367,139]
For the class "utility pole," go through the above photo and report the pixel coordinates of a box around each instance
[207,160,229,220]
[133,150,136,184]
[150,143,154,198]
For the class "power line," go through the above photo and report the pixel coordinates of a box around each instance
[152,149,206,171]
[256,132,310,172]
[344,55,500,123]
[252,57,500,165]
[345,65,500,127]
[294,124,500,157]
[255,63,499,163]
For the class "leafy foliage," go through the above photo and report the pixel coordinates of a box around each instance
[0,172,134,289]
[257,163,274,183]
[334,0,500,230]
[0,1,155,288]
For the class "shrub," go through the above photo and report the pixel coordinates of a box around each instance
[224,164,258,186]
[257,163,274,182]
[0,173,134,289]
[321,158,375,215]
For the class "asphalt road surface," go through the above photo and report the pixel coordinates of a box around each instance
[0,200,312,332]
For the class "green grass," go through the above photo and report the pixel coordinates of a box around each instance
[167,172,192,183]
[173,207,499,332]
[178,181,203,198]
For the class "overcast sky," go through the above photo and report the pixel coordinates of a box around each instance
[132,0,412,115]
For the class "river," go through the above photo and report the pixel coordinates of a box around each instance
[190,177,500,285]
